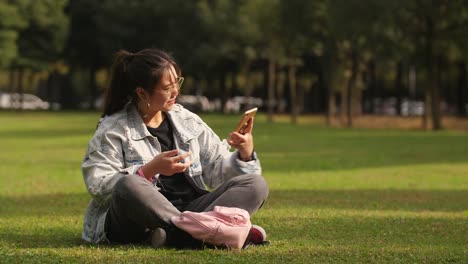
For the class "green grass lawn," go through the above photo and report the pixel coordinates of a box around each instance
[0,111,467,263]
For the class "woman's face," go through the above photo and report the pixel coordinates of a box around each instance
[145,64,180,113]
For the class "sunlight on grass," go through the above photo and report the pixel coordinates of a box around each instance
[265,163,468,190]
[0,111,467,263]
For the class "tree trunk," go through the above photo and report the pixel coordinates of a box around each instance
[276,70,286,113]
[298,76,305,114]
[340,77,348,126]
[424,15,442,130]
[432,55,442,130]
[324,54,336,126]
[89,65,98,110]
[456,61,467,117]
[408,65,416,99]
[28,72,35,107]
[223,74,236,113]
[288,62,298,124]
[326,77,333,126]
[317,67,327,114]
[346,77,352,127]
[395,61,403,116]
[28,71,35,92]
[8,69,15,94]
[346,51,358,128]
[423,90,431,130]
[423,18,432,130]
[240,62,253,111]
[367,60,376,114]
[220,71,226,108]
[327,92,336,126]
[17,67,24,112]
[267,59,276,122]
[8,69,16,109]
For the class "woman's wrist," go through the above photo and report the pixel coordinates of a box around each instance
[239,150,254,161]
[137,166,152,182]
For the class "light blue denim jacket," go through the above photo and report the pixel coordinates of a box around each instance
[81,103,261,243]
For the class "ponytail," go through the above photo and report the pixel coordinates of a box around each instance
[102,50,135,117]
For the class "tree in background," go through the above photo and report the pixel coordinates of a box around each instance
[65,0,111,110]
[277,0,310,124]
[197,0,263,111]
[2,0,68,109]
[452,42,468,117]
[65,0,204,110]
[250,0,284,122]
[324,0,390,127]
[0,1,26,109]
[393,0,468,130]
[0,2,26,69]
[1,0,468,130]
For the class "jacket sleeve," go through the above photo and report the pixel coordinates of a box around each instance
[197,119,262,189]
[82,127,140,203]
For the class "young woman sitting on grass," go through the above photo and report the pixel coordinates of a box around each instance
[81,48,269,249]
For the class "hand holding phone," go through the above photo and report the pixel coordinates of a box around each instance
[235,107,257,134]
[230,108,257,160]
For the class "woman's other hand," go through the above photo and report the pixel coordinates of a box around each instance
[142,149,193,177]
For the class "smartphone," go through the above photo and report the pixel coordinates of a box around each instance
[235,107,258,134]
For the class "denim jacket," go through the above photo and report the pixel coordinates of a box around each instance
[81,103,261,243]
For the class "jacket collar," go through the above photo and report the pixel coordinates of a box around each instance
[166,104,202,142]
[127,103,152,140]
[127,103,201,142]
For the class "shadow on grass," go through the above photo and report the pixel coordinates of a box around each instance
[0,231,89,249]
[3,118,468,172]
[0,192,90,217]
[0,189,467,250]
[266,189,468,212]
[1,189,466,218]
[0,128,94,139]
[256,125,468,172]
[264,214,467,248]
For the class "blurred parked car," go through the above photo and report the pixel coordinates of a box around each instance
[373,97,397,115]
[0,93,50,110]
[79,95,105,110]
[224,96,263,113]
[371,97,424,116]
[176,95,214,112]
[401,99,424,116]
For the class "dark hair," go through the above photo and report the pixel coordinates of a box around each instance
[102,49,181,116]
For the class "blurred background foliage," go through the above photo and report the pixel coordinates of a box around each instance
[0,0,467,130]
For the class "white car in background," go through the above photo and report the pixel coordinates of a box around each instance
[0,93,50,110]
[224,96,263,113]
[176,95,214,112]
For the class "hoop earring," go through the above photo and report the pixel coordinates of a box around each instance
[143,102,150,118]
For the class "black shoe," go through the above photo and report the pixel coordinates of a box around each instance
[164,225,205,250]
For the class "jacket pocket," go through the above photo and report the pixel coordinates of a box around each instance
[189,160,202,176]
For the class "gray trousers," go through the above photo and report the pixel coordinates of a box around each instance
[105,173,269,243]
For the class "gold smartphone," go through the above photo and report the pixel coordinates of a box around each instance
[235,107,258,134]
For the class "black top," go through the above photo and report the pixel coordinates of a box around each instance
[146,117,200,210]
